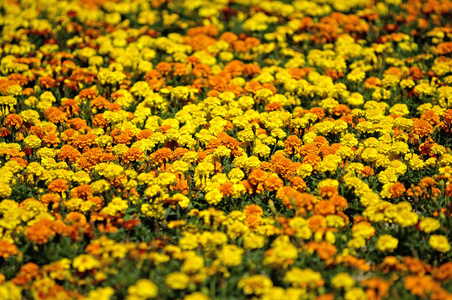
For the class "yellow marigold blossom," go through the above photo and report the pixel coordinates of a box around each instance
[352,223,375,239]
[332,273,355,290]
[87,287,115,300]
[238,275,273,295]
[395,211,418,227]
[0,282,22,300]
[297,163,313,178]
[205,189,223,205]
[428,235,451,253]
[24,135,42,149]
[217,244,244,267]
[183,292,210,300]
[419,218,440,233]
[72,254,101,272]
[181,255,204,274]
[376,235,398,252]
[127,279,158,299]
[284,267,323,288]
[344,287,368,300]
[165,272,190,290]
[243,232,265,249]
[348,237,366,249]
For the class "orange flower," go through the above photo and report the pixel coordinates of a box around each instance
[244,80,262,93]
[245,214,263,229]
[362,277,390,300]
[314,200,336,215]
[60,128,79,143]
[44,107,68,124]
[192,64,211,78]
[224,61,244,77]
[0,240,18,258]
[389,182,406,198]
[248,169,267,193]
[90,96,111,110]
[332,104,351,117]
[208,75,229,91]
[123,147,145,164]
[330,195,348,211]
[48,179,69,193]
[12,262,40,285]
[244,204,263,217]
[302,154,322,169]
[363,77,382,89]
[220,32,238,44]
[419,177,436,189]
[443,109,452,125]
[421,110,440,126]
[61,98,80,115]
[42,132,61,147]
[307,215,327,233]
[264,173,284,192]
[40,193,62,205]
[284,135,302,155]
[70,185,92,200]
[150,147,173,166]
[404,275,436,297]
[79,88,97,100]
[243,64,261,76]
[290,176,307,192]
[436,42,452,55]
[241,179,254,194]
[38,76,56,89]
[155,62,172,75]
[219,182,234,196]
[25,219,55,245]
[315,294,335,300]
[411,119,433,137]
[72,133,97,148]
[319,186,338,198]
[434,262,452,281]
[265,102,283,112]
[92,113,108,128]
[306,241,337,260]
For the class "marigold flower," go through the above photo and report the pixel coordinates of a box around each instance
[429,235,451,253]
[0,241,18,258]
[376,235,398,252]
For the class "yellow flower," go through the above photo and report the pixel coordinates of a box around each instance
[332,273,355,290]
[419,218,440,233]
[87,287,115,300]
[396,211,419,227]
[283,267,323,288]
[0,282,22,300]
[205,189,223,206]
[184,292,210,300]
[348,237,366,249]
[376,235,398,252]
[181,256,204,274]
[24,135,42,149]
[429,235,451,253]
[127,279,158,299]
[238,275,273,295]
[165,272,190,290]
[72,254,101,272]
[344,287,368,300]
[217,245,244,267]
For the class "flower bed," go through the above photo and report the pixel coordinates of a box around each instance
[0,0,452,299]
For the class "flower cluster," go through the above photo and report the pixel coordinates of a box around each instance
[0,0,452,299]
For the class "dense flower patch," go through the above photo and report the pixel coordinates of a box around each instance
[0,0,452,299]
